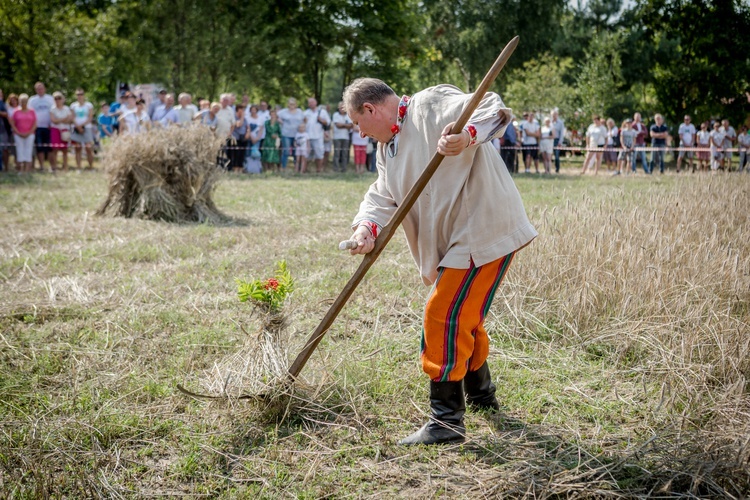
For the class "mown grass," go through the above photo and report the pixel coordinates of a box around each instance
[0,164,748,498]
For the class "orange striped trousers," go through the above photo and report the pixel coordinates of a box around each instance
[421,252,515,382]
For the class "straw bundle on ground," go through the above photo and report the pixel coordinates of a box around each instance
[203,313,291,398]
[96,126,228,223]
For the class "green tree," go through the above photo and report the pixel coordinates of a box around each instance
[554,0,625,64]
[260,0,423,104]
[422,0,566,92]
[0,0,125,103]
[504,53,577,117]
[338,0,424,96]
[114,0,268,101]
[0,0,52,88]
[257,0,348,102]
[576,30,625,118]
[634,0,750,124]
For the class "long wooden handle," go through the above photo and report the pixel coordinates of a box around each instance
[287,36,520,380]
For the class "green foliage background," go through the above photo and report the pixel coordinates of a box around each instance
[1,0,748,127]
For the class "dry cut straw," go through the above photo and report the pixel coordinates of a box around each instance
[203,311,292,399]
[96,126,229,223]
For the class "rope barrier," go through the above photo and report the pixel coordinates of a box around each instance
[0,141,297,151]
[0,142,743,153]
[498,145,743,153]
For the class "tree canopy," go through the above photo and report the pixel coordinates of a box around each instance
[1,0,748,127]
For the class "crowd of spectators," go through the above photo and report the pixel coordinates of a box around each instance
[1,82,747,176]
[496,108,749,175]
[0,82,379,175]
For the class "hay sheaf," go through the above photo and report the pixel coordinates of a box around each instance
[203,312,291,399]
[177,310,300,422]
[96,126,229,223]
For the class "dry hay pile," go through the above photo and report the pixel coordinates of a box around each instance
[96,126,228,223]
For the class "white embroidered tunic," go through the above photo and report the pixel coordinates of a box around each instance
[353,84,538,285]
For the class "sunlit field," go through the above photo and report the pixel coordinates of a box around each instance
[1,163,748,498]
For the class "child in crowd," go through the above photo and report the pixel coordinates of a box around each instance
[351,123,369,174]
[294,123,309,174]
[696,121,711,171]
[539,117,554,174]
[617,119,636,175]
[49,91,72,172]
[135,99,151,133]
[604,117,619,171]
[97,102,114,147]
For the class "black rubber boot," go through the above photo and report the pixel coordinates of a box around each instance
[398,380,466,446]
[464,362,500,412]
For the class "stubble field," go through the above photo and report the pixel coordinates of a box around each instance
[1,166,748,498]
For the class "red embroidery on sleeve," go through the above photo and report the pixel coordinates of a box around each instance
[362,221,379,238]
[465,124,478,146]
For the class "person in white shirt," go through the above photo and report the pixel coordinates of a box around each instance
[709,121,726,171]
[332,101,353,172]
[175,93,198,125]
[720,119,736,170]
[135,98,151,133]
[581,115,607,175]
[696,121,711,171]
[737,125,750,172]
[257,100,271,123]
[118,93,140,135]
[215,94,234,140]
[676,114,696,173]
[303,97,330,173]
[539,117,554,174]
[521,112,540,173]
[343,77,537,446]
[28,81,55,171]
[69,88,95,170]
[245,105,265,170]
[256,100,271,146]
